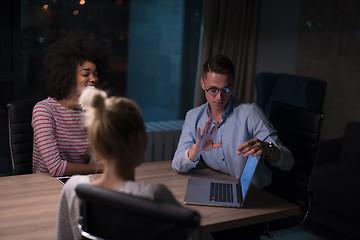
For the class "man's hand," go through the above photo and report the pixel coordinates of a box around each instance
[237,138,269,158]
[188,118,222,161]
[237,138,280,163]
[196,118,222,151]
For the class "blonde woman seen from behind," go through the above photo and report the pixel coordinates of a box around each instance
[56,88,179,240]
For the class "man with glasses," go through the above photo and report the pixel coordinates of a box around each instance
[172,55,294,189]
[172,55,294,239]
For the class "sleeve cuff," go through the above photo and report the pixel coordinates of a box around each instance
[269,147,284,167]
[185,148,199,166]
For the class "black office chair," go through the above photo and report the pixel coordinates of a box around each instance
[264,101,324,236]
[7,99,39,175]
[75,184,201,240]
[256,72,327,117]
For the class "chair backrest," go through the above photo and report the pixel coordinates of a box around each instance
[255,72,327,117]
[264,101,324,234]
[75,184,200,240]
[7,99,39,175]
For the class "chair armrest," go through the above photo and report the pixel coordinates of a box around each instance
[315,138,342,166]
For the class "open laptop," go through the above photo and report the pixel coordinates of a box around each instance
[184,155,260,208]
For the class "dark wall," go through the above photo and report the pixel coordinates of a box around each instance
[256,0,300,75]
[256,0,360,139]
[296,0,360,139]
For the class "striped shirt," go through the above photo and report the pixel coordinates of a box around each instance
[32,97,89,176]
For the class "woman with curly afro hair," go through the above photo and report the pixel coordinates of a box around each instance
[32,36,109,177]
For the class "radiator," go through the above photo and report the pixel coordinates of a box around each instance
[143,120,184,162]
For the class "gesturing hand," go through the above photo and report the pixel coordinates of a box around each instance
[188,118,222,161]
[196,118,222,151]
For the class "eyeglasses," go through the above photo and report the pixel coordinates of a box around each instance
[205,87,234,97]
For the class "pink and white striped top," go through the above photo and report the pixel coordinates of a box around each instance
[32,97,89,176]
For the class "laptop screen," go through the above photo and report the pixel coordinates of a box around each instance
[240,155,259,201]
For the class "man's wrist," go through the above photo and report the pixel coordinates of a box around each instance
[267,142,276,158]
[266,142,280,164]
[188,144,200,162]
[186,148,199,164]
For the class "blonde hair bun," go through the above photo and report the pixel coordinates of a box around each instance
[80,88,146,168]
[80,88,106,110]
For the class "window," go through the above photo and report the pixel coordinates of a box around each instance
[20,0,202,121]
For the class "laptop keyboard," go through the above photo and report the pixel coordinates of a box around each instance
[210,182,234,202]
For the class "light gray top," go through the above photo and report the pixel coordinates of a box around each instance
[56,175,179,240]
